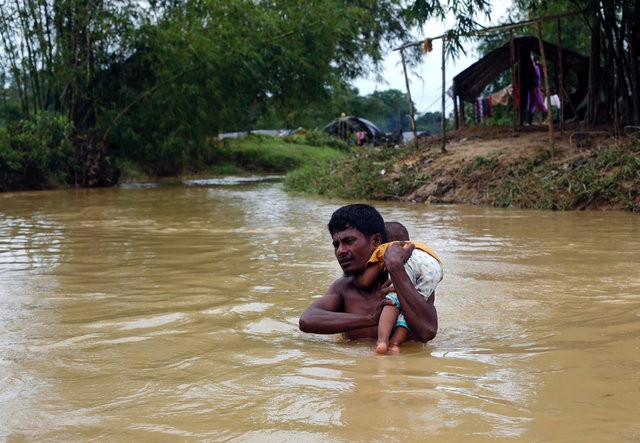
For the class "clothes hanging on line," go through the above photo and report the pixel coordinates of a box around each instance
[490,85,513,106]
[474,97,492,124]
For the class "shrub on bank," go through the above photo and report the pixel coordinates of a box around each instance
[284,133,640,212]
[284,144,426,200]
[489,142,640,211]
[0,112,74,191]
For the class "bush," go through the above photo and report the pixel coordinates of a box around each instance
[488,143,640,211]
[0,112,74,190]
[284,145,421,199]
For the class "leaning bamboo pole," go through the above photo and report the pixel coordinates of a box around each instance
[395,10,582,52]
[556,18,565,134]
[536,20,555,155]
[510,30,517,133]
[400,48,419,148]
[441,36,447,153]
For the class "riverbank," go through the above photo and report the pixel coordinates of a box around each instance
[389,124,639,211]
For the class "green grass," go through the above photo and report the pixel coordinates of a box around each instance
[283,143,425,200]
[115,131,348,181]
[206,132,348,174]
[487,143,640,211]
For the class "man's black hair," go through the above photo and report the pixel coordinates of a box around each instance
[327,204,387,243]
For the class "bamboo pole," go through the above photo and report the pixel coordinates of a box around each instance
[393,10,582,52]
[510,30,517,134]
[536,20,555,155]
[400,48,419,148]
[453,79,459,129]
[556,18,564,134]
[586,10,600,128]
[441,36,447,153]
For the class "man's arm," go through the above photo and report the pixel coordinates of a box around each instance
[299,279,379,334]
[384,243,438,342]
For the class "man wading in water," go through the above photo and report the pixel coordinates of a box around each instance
[298,204,438,346]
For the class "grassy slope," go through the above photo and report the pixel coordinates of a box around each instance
[283,124,640,212]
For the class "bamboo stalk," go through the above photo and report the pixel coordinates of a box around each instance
[536,20,555,155]
[441,37,447,153]
[400,48,418,148]
[556,18,564,134]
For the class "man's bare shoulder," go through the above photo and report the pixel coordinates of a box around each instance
[328,275,354,294]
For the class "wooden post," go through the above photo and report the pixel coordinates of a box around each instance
[400,48,419,148]
[441,36,447,153]
[536,20,555,155]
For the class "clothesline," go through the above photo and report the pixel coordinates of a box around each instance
[474,85,513,124]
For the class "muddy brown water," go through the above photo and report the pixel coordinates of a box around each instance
[1,177,638,442]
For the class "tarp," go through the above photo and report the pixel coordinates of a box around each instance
[452,35,589,104]
[323,116,384,144]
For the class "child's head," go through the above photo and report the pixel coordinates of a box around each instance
[385,221,410,242]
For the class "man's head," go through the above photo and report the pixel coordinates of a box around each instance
[385,221,410,242]
[328,204,386,276]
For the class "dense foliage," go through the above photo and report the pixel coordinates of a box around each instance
[0,0,637,194]
[0,0,419,187]
[0,112,74,190]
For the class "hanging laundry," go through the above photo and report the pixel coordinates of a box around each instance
[474,97,493,124]
[490,85,513,106]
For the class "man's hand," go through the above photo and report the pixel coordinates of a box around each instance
[381,241,438,342]
[380,278,396,296]
[383,241,414,272]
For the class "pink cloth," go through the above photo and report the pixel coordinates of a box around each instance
[528,62,547,113]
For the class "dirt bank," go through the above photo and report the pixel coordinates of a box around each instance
[393,123,638,211]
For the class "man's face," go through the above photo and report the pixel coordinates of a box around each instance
[331,227,381,276]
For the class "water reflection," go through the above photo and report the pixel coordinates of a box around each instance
[0,182,639,441]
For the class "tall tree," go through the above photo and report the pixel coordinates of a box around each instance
[100,0,420,173]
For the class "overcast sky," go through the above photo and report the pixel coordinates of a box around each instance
[352,1,513,115]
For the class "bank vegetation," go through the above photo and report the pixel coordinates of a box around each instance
[284,125,640,212]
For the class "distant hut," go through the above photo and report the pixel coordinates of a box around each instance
[324,116,384,145]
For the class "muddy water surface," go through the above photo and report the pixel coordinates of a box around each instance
[1,178,638,442]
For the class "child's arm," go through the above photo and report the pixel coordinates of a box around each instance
[351,263,383,288]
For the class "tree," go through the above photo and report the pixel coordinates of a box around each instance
[408,0,494,58]
[1,0,420,181]
[415,111,442,134]
[365,89,414,132]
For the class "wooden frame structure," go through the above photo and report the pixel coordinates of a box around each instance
[395,11,584,153]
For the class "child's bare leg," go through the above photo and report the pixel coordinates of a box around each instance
[388,326,409,354]
[376,304,399,354]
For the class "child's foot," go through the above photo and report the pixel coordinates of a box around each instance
[388,344,401,354]
[375,341,388,355]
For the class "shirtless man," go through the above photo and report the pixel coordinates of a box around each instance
[298,204,438,343]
